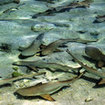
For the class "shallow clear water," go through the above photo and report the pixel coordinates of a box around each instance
[0,0,105,105]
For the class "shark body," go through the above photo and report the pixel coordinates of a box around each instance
[20,33,44,57]
[16,73,82,101]
[13,60,78,72]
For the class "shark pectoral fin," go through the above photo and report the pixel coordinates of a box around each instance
[97,78,105,85]
[54,48,63,52]
[40,94,55,101]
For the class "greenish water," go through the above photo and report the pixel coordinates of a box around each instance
[0,0,105,105]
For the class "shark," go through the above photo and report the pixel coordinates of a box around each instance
[20,33,44,57]
[40,38,78,56]
[13,60,79,72]
[32,0,93,18]
[93,15,105,23]
[0,72,45,86]
[40,38,97,56]
[67,49,105,85]
[15,73,83,101]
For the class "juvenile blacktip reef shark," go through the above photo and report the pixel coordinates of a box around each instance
[67,49,105,85]
[40,38,97,56]
[40,38,78,56]
[32,0,93,18]
[20,33,44,57]
[0,72,45,86]
[0,0,20,5]
[16,73,83,101]
[68,0,93,8]
[13,60,79,72]
[93,15,105,23]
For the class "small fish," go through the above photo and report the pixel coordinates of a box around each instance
[35,0,54,3]
[0,0,20,5]
[68,0,93,8]
[16,73,83,101]
[0,43,11,52]
[20,33,44,57]
[0,72,45,86]
[32,0,93,18]
[67,49,105,85]
[93,15,105,23]
[40,38,97,56]
[13,60,78,72]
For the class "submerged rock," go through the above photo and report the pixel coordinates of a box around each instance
[31,23,56,32]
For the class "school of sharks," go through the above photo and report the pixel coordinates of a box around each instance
[0,0,105,102]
